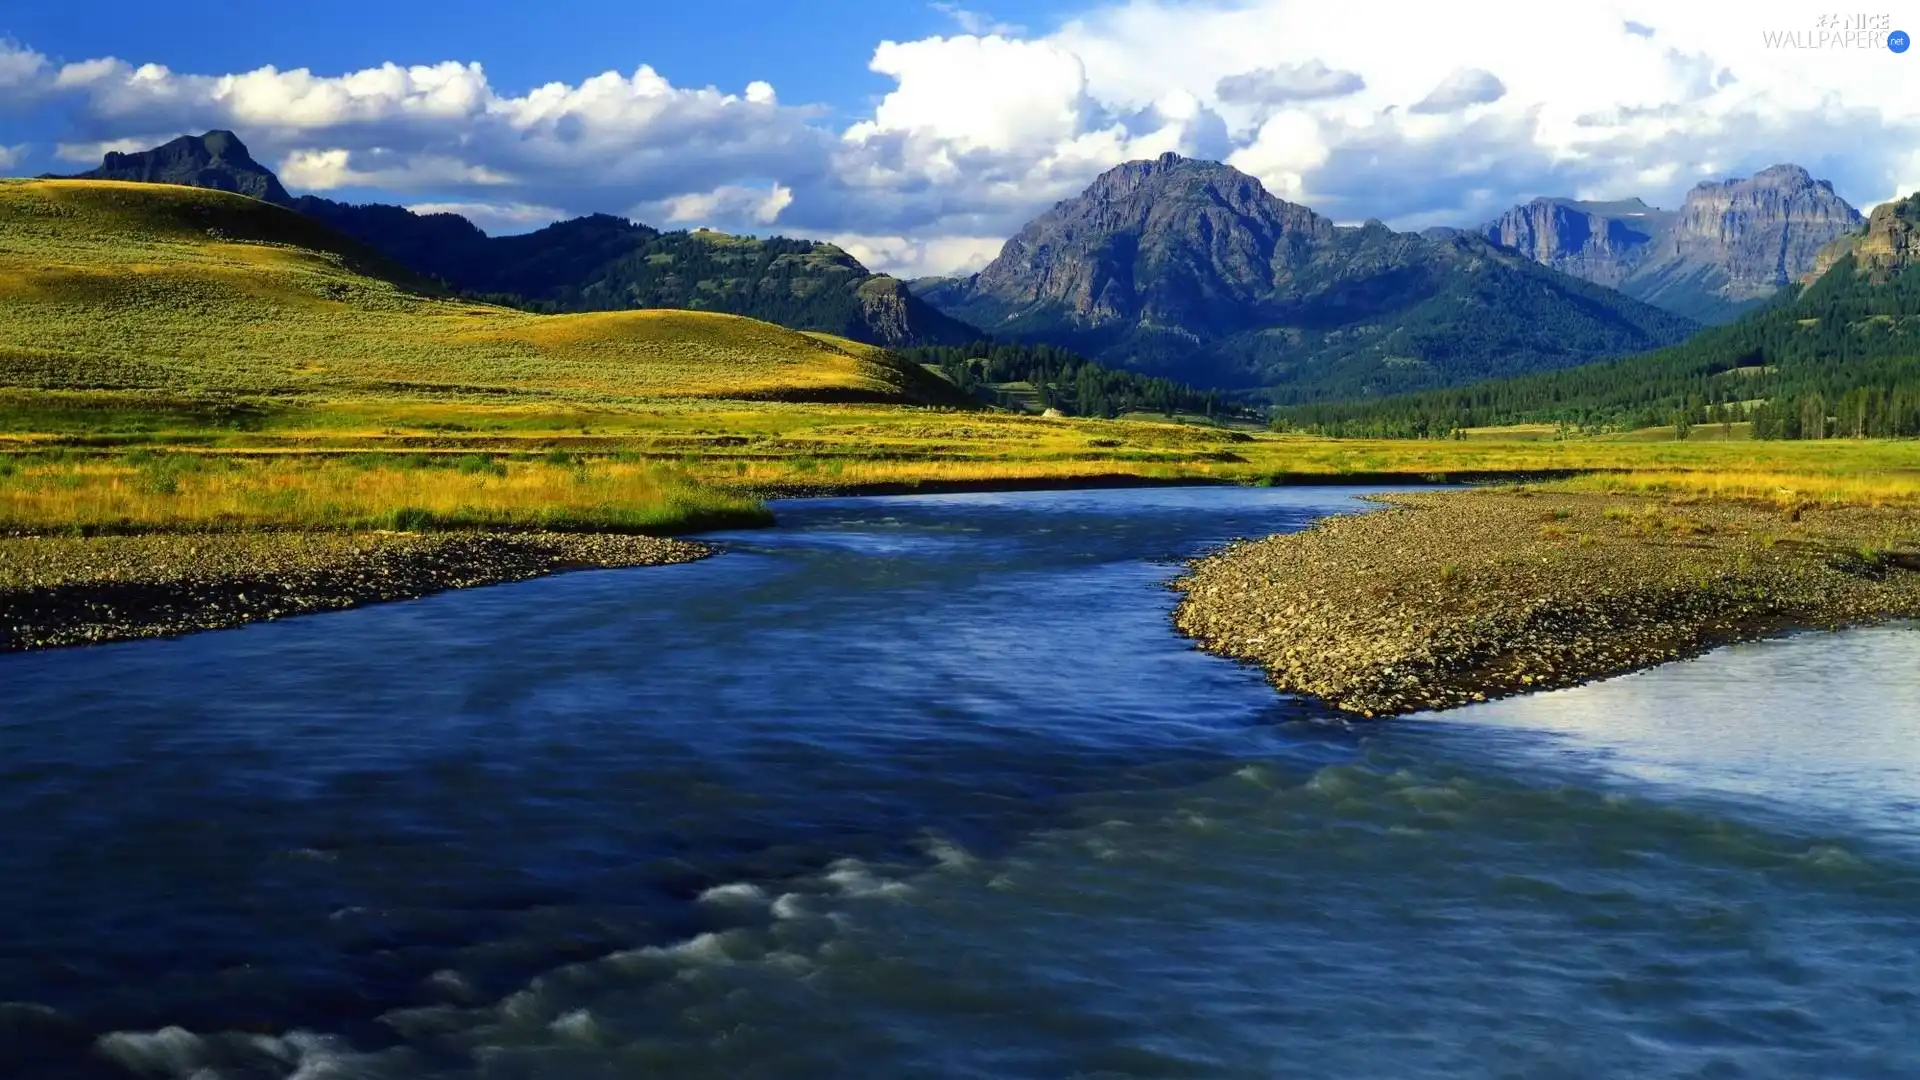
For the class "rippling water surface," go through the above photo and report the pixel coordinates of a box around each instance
[3,486,1918,1079]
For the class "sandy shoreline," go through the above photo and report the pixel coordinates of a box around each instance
[1173,489,1920,717]
[1,531,710,653]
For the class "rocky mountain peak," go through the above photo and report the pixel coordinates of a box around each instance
[921,153,1691,396]
[1741,163,1822,190]
[1481,164,1861,322]
[1805,192,1920,282]
[1667,164,1861,293]
[967,155,1336,332]
[1679,163,1833,207]
[64,130,293,206]
[1078,153,1288,217]
[1481,197,1672,289]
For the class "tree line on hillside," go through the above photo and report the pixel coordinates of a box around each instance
[451,229,883,335]
[291,201,972,346]
[1273,255,1920,440]
[893,342,1240,420]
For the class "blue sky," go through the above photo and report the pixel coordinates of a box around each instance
[4,1,1917,276]
[6,0,1034,129]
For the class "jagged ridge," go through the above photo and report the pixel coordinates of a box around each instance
[1482,166,1862,323]
[1278,190,1920,436]
[916,153,1696,401]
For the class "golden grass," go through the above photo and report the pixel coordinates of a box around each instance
[0,181,940,404]
[1557,469,1920,508]
[10,393,1920,511]
[1458,423,1561,441]
[5,179,1920,534]
[0,453,768,534]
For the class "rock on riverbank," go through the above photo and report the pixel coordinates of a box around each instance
[1,531,710,652]
[1173,489,1920,717]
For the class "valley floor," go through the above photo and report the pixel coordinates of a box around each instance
[6,392,1920,683]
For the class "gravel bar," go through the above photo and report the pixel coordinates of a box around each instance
[1173,488,1920,717]
[1,531,710,652]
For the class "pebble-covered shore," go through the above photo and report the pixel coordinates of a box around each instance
[1,531,710,652]
[1174,489,1920,717]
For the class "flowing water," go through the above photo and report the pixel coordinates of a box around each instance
[3,486,1918,1079]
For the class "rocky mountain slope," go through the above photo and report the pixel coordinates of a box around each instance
[54,131,975,348]
[55,130,293,205]
[298,202,978,346]
[1285,191,1920,436]
[1483,166,1861,323]
[1480,198,1674,289]
[1807,193,1920,282]
[915,153,1695,401]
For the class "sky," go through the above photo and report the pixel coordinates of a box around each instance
[4,0,1919,277]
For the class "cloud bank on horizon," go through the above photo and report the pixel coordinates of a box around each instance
[4,0,1917,277]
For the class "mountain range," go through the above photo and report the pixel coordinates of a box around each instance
[57,132,975,349]
[1480,166,1862,323]
[1282,190,1920,438]
[45,132,1875,407]
[911,153,1695,402]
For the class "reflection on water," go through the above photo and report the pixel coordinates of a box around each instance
[1447,623,1920,847]
[1,486,1917,1079]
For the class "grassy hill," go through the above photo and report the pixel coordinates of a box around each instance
[0,180,956,405]
[58,130,981,349]
[297,201,983,348]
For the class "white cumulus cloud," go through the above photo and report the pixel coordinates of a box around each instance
[0,40,47,90]
[8,51,821,226]
[1411,68,1508,114]
[645,181,795,227]
[404,200,567,234]
[7,0,1920,276]
[279,147,516,190]
[1216,61,1366,107]
[54,136,176,162]
[827,233,1006,279]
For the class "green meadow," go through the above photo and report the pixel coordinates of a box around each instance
[6,178,1920,541]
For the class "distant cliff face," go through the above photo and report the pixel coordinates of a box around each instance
[919,153,1694,399]
[1663,165,1862,294]
[1481,198,1672,289]
[59,131,293,206]
[1805,193,1920,282]
[1482,166,1861,322]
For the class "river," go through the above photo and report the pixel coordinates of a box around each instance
[3,486,1917,1078]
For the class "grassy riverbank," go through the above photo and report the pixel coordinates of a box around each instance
[9,415,1920,656]
[0,439,754,651]
[0,452,770,535]
[8,401,1920,650]
[1174,487,1920,717]
[8,394,1920,657]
